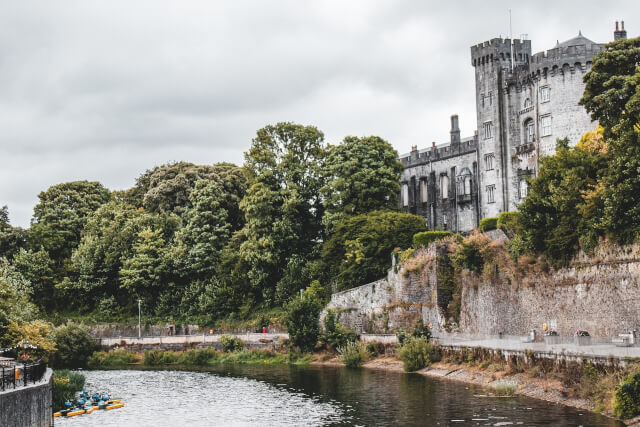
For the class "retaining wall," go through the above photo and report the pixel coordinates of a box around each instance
[0,368,53,427]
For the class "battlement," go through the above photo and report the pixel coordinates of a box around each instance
[399,136,478,167]
[471,38,531,67]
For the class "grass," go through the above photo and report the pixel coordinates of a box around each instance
[492,383,517,396]
[88,348,311,369]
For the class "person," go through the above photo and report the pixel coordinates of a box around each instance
[262,327,267,334]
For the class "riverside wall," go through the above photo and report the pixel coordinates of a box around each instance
[324,242,640,340]
[0,368,53,427]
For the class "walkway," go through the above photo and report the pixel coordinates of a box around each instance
[99,332,288,347]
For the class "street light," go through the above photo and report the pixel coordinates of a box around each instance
[138,299,142,339]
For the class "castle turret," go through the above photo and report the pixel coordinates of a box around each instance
[614,20,627,40]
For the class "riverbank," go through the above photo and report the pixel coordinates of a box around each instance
[311,355,634,425]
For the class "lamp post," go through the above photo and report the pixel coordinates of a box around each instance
[138,299,142,339]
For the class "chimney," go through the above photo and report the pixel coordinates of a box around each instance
[614,20,627,41]
[431,141,436,148]
[450,114,461,145]
[411,145,418,152]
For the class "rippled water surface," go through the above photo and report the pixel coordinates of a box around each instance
[58,366,623,426]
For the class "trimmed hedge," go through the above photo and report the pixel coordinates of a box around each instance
[478,217,498,232]
[413,231,453,247]
[496,211,521,236]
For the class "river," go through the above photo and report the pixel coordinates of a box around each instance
[57,365,622,426]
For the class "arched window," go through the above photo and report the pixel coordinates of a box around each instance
[524,98,532,108]
[456,168,473,200]
[520,179,529,199]
[524,118,535,143]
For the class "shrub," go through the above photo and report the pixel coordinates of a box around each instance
[51,323,96,369]
[285,296,322,352]
[53,370,85,410]
[338,341,370,368]
[88,349,139,368]
[496,212,521,237]
[478,217,498,232]
[323,310,359,350]
[613,371,640,419]
[493,383,517,396]
[411,319,431,341]
[413,231,453,248]
[398,337,435,372]
[365,341,386,357]
[220,334,244,352]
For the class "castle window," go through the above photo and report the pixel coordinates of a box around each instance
[420,179,428,203]
[483,121,493,139]
[524,119,535,143]
[540,86,550,103]
[481,94,485,108]
[402,183,409,207]
[443,214,448,230]
[440,175,449,200]
[488,92,493,106]
[540,115,552,136]
[464,176,472,195]
[486,185,496,204]
[520,179,528,199]
[484,153,495,171]
[524,98,532,108]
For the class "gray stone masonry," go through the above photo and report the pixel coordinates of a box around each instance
[0,368,52,427]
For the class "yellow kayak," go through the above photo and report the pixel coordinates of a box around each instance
[66,409,86,417]
[106,403,125,410]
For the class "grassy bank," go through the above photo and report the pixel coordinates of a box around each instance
[88,348,310,369]
[53,370,85,411]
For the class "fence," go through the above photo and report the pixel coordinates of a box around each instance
[0,361,47,392]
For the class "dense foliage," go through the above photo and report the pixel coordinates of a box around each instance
[50,323,96,368]
[285,296,322,352]
[413,231,453,248]
[478,217,498,233]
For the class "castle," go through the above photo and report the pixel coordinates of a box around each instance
[399,22,629,233]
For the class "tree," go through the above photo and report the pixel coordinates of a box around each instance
[172,179,232,279]
[3,320,56,362]
[226,123,327,305]
[321,136,403,230]
[518,136,607,263]
[119,227,167,301]
[0,205,26,260]
[0,265,38,343]
[12,248,55,310]
[29,181,111,264]
[322,210,427,290]
[580,36,640,242]
[51,323,96,368]
[285,296,322,352]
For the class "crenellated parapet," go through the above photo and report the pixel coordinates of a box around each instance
[471,38,532,68]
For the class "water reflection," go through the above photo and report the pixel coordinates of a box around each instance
[58,365,623,426]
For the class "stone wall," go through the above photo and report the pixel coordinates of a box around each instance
[324,242,640,340]
[460,245,640,339]
[0,368,53,427]
[322,248,446,334]
[88,324,200,338]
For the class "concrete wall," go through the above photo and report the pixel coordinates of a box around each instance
[89,324,200,338]
[0,368,52,427]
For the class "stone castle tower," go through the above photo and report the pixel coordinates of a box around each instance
[399,23,628,232]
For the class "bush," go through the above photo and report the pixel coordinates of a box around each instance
[493,383,517,396]
[53,370,85,410]
[285,296,322,352]
[398,337,435,372]
[397,319,432,346]
[338,341,370,368]
[496,212,521,237]
[87,349,139,368]
[220,334,244,352]
[478,217,498,232]
[413,231,453,248]
[613,371,640,419]
[323,310,359,350]
[51,323,96,368]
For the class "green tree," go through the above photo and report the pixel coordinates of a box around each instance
[51,323,96,368]
[285,296,322,352]
[321,136,403,230]
[172,179,232,279]
[0,206,26,260]
[581,36,640,242]
[12,248,55,310]
[119,227,167,300]
[322,210,427,290]
[28,181,111,264]
[518,137,607,263]
[227,123,327,305]
[0,263,38,343]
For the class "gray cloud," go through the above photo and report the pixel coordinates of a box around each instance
[1,0,638,227]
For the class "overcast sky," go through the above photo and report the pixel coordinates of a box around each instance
[1,1,637,228]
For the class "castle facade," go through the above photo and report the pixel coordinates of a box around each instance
[399,23,629,233]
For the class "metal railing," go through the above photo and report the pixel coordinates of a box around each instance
[0,361,46,391]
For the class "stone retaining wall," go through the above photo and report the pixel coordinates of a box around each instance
[0,368,52,427]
